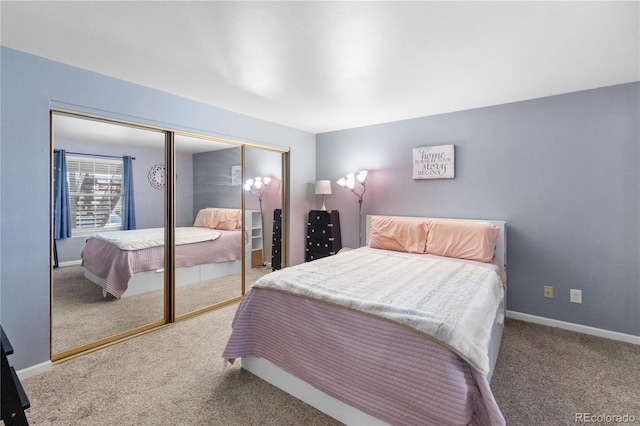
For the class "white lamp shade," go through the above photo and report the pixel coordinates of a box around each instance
[315,180,332,195]
[356,170,368,183]
[245,176,272,192]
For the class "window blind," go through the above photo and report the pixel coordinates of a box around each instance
[66,156,123,235]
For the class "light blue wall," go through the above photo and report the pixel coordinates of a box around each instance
[3,45,636,372]
[0,47,316,370]
[317,82,640,336]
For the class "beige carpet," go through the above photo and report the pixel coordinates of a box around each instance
[24,310,640,425]
[52,265,270,354]
[491,319,640,425]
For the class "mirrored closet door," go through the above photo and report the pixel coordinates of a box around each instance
[51,113,167,358]
[51,112,289,361]
[173,134,243,318]
[244,146,286,286]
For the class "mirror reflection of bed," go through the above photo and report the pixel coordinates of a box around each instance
[80,218,243,299]
[51,114,282,357]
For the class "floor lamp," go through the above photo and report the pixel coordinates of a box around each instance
[244,176,271,267]
[336,170,368,247]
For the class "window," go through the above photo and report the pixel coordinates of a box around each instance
[66,156,123,236]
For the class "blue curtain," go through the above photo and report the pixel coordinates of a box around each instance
[122,155,136,230]
[53,149,72,240]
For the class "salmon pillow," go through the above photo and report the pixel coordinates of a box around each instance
[193,208,218,228]
[426,219,499,263]
[214,208,242,231]
[369,216,429,254]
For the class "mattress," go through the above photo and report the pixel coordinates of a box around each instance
[223,247,506,425]
[81,228,242,298]
[223,287,505,425]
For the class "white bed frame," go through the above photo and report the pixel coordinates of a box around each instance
[85,211,257,298]
[241,215,507,425]
[85,260,242,298]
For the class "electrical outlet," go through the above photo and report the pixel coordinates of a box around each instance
[544,285,553,298]
[570,289,582,304]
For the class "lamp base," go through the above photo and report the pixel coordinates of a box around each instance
[320,195,327,211]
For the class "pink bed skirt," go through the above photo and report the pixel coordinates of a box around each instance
[223,287,505,426]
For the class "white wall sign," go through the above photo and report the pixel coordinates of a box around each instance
[231,165,242,186]
[412,144,455,179]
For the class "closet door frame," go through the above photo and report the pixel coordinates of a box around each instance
[49,109,289,362]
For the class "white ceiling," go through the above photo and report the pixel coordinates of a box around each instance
[2,1,639,134]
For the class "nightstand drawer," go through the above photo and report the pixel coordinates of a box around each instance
[306,224,335,238]
[305,210,342,262]
[306,238,339,254]
[305,251,331,262]
[308,211,333,225]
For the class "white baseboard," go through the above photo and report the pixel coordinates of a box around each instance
[506,310,640,345]
[58,260,82,267]
[17,360,53,380]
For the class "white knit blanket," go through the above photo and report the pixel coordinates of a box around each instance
[252,247,504,375]
[88,227,221,250]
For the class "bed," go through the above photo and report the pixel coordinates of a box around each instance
[81,208,244,298]
[223,215,507,426]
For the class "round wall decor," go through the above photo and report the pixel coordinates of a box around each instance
[147,164,166,190]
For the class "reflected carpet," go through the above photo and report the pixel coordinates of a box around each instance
[52,265,269,353]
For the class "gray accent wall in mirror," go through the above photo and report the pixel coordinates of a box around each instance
[174,134,243,318]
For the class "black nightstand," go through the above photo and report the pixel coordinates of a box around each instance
[306,210,342,262]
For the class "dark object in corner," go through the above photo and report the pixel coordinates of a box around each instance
[272,209,282,271]
[1,326,30,425]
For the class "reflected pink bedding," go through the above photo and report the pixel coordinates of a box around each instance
[81,229,242,298]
